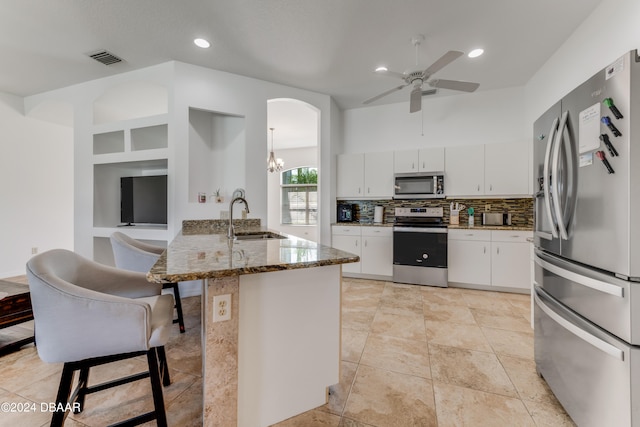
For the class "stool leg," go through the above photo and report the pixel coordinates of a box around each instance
[171,283,186,333]
[156,346,171,386]
[147,349,168,427]
[51,364,74,427]
[75,366,90,413]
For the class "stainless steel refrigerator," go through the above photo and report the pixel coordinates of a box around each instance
[533,50,640,427]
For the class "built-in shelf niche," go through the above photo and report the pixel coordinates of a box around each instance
[188,107,246,204]
[131,124,168,151]
[93,130,125,154]
[93,159,168,228]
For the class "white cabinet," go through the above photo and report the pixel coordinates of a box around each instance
[485,142,529,196]
[337,153,364,198]
[490,231,532,289]
[361,226,393,277]
[448,230,491,285]
[337,152,393,199]
[448,229,532,290]
[394,147,445,173]
[445,145,485,196]
[332,226,392,278]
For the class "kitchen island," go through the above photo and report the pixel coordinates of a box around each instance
[147,220,359,427]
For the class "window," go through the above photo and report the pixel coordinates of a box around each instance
[281,167,318,225]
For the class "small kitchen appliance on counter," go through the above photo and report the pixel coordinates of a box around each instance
[482,212,512,226]
[337,203,356,222]
[392,207,447,287]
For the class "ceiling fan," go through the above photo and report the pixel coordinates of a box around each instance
[363,35,480,113]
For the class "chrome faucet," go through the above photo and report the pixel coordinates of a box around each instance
[227,196,250,239]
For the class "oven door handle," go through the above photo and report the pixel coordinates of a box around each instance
[393,227,448,234]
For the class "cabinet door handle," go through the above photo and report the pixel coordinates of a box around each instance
[477,184,480,191]
[497,247,500,255]
[364,240,368,247]
[422,161,425,169]
[483,246,486,254]
[412,162,415,169]
[490,184,493,191]
[355,241,358,247]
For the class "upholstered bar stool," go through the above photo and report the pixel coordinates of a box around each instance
[26,249,174,427]
[110,231,185,333]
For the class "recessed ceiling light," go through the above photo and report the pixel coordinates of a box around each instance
[194,38,211,49]
[375,66,388,72]
[468,48,484,58]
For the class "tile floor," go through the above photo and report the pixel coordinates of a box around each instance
[0,276,575,426]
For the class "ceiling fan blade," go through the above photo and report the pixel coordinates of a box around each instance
[422,50,464,78]
[374,69,406,80]
[428,79,480,92]
[363,83,409,105]
[409,86,422,113]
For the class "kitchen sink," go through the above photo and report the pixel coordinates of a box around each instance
[234,231,287,241]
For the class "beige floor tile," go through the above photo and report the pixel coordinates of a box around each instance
[318,361,358,416]
[482,327,534,359]
[164,381,203,427]
[342,307,377,331]
[0,388,52,427]
[360,334,430,378]
[371,312,427,341]
[523,399,576,427]
[338,417,377,427]
[165,327,202,377]
[498,355,556,404]
[433,382,535,427]
[342,293,382,312]
[423,302,476,325]
[0,346,62,392]
[271,408,342,427]
[425,321,492,352]
[460,290,521,315]
[343,365,437,427]
[470,307,533,333]
[342,328,368,363]
[429,344,517,398]
[421,286,467,306]
[377,296,424,317]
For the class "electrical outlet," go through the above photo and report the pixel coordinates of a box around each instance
[31,247,38,255]
[213,294,231,322]
[485,204,491,211]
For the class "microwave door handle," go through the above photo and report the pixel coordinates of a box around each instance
[552,111,569,240]
[543,116,559,238]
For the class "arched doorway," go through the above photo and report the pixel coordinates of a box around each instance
[266,98,320,241]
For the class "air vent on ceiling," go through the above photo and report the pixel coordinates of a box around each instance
[87,50,123,66]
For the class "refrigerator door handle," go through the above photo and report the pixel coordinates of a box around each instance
[543,117,559,238]
[552,111,569,240]
[535,290,624,361]
[535,255,624,297]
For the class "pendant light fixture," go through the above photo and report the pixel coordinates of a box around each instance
[267,127,284,173]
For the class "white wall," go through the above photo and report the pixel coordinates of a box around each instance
[342,86,526,153]
[0,92,73,277]
[525,0,640,125]
[267,146,318,241]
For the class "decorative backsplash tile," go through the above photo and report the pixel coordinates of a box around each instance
[340,198,533,228]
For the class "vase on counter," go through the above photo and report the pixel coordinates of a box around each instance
[468,215,474,227]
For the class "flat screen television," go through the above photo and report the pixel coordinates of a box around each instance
[120,175,167,226]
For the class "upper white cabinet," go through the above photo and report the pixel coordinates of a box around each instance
[445,145,485,196]
[394,147,445,173]
[485,142,529,196]
[337,152,393,199]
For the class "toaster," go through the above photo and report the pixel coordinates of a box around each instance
[482,212,512,226]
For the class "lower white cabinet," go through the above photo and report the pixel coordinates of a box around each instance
[448,229,533,289]
[332,226,392,278]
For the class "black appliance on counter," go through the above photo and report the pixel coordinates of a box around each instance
[337,203,356,222]
[393,207,448,287]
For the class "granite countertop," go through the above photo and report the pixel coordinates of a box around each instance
[447,224,533,231]
[147,227,360,283]
[334,222,532,231]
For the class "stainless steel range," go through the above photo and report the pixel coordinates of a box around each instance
[392,207,448,287]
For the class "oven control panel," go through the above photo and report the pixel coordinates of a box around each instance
[394,207,443,217]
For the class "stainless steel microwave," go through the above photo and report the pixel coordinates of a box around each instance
[394,172,445,199]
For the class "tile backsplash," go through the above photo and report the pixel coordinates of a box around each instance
[340,198,533,228]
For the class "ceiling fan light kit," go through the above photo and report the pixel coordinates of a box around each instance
[364,34,480,113]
